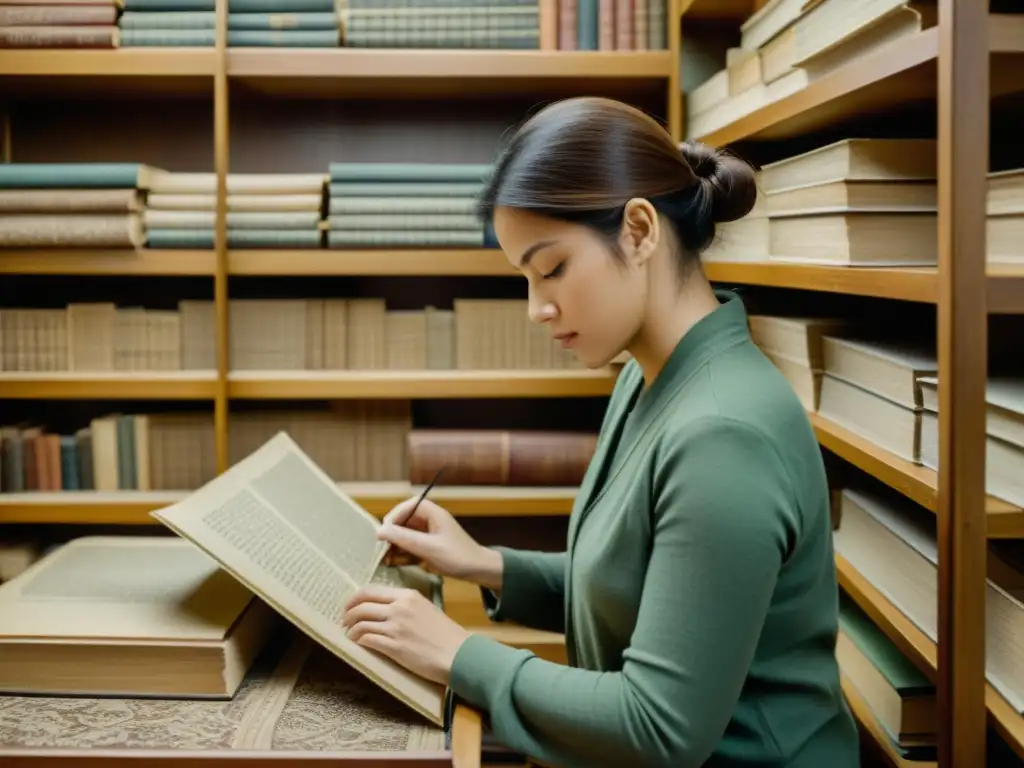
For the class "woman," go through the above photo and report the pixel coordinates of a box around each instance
[342,96,860,768]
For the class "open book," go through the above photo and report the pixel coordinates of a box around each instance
[150,431,447,726]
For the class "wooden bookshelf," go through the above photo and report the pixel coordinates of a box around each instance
[228,249,517,276]
[810,413,1024,538]
[227,49,674,99]
[0,485,577,525]
[0,249,216,276]
[693,19,1024,147]
[0,371,218,400]
[227,368,620,399]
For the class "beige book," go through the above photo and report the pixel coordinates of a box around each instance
[918,374,1024,451]
[821,334,937,409]
[148,172,327,196]
[766,179,937,216]
[0,536,276,698]
[150,431,447,726]
[727,46,762,95]
[702,216,770,261]
[818,374,922,463]
[988,168,1024,216]
[760,139,937,194]
[769,212,937,266]
[748,315,848,368]
[147,193,323,212]
[738,0,805,51]
[687,68,729,118]
[987,215,1024,264]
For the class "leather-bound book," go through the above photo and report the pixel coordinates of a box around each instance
[408,429,597,486]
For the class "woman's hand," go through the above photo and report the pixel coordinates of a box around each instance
[378,497,504,590]
[342,584,470,686]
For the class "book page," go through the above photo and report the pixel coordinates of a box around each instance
[0,536,253,641]
[150,431,446,726]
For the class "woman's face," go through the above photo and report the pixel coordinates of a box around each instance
[492,205,651,369]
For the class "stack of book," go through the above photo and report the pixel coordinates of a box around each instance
[118,0,216,47]
[759,138,938,267]
[338,0,541,49]
[143,172,326,249]
[0,162,157,248]
[987,167,1024,265]
[326,162,495,248]
[0,0,120,48]
[686,0,938,138]
[228,0,339,47]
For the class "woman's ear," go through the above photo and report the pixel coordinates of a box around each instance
[619,198,659,267]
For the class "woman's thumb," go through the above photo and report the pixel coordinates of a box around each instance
[377,522,431,557]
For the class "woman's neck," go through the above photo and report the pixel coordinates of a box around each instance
[628,270,721,387]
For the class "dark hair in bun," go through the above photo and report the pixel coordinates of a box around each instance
[477,96,758,275]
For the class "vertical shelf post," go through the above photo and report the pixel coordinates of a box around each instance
[667,0,682,142]
[213,0,230,473]
[936,0,989,764]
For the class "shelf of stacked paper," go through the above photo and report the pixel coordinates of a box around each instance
[0,0,120,48]
[685,0,936,140]
[987,168,1024,265]
[0,163,162,249]
[143,172,326,249]
[326,161,496,249]
[338,0,540,50]
[118,0,340,48]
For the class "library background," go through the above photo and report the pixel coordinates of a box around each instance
[0,0,1022,765]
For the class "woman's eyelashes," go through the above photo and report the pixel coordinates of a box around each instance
[543,260,566,279]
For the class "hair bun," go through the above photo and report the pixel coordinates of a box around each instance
[679,140,758,224]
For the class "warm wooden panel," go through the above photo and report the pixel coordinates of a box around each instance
[451,706,483,768]
[0,250,215,276]
[0,372,217,399]
[227,49,673,99]
[0,485,576,524]
[703,261,938,302]
[811,413,1024,538]
[229,250,517,276]
[227,369,619,399]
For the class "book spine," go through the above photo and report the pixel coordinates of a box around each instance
[327,212,482,231]
[342,27,538,47]
[0,188,140,213]
[328,162,492,183]
[326,229,484,246]
[119,27,215,44]
[123,0,214,9]
[119,10,217,27]
[0,163,142,189]
[146,228,323,248]
[0,4,117,24]
[557,0,576,49]
[229,0,335,12]
[328,196,477,215]
[228,11,338,29]
[144,210,322,229]
[0,214,141,247]
[328,181,483,197]
[229,28,339,45]
[576,0,596,49]
[0,24,117,46]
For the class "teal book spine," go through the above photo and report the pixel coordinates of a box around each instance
[328,162,492,183]
[120,27,215,45]
[60,436,80,491]
[229,28,338,45]
[328,181,484,197]
[146,228,323,248]
[576,0,597,49]
[228,11,338,30]
[119,10,216,28]
[326,229,484,247]
[123,0,214,10]
[0,163,144,189]
[230,0,335,12]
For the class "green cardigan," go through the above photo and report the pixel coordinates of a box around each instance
[448,291,860,767]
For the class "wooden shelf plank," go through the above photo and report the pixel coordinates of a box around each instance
[839,672,936,768]
[693,18,1024,147]
[228,369,619,399]
[704,261,938,302]
[0,372,218,399]
[228,249,516,276]
[836,554,1024,761]
[680,0,756,21]
[810,413,1024,538]
[227,49,673,99]
[0,49,216,96]
[0,485,577,524]
[0,250,215,276]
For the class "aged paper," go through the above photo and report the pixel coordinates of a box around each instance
[151,431,447,726]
